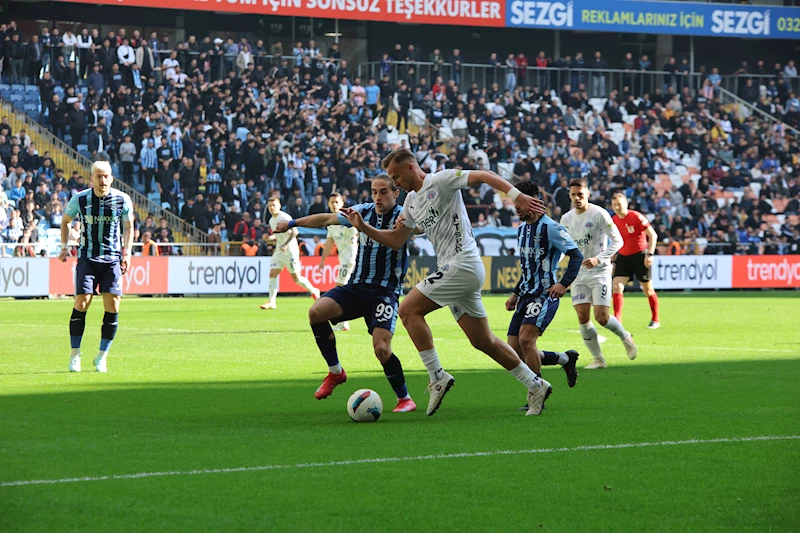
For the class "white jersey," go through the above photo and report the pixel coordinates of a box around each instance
[402,169,478,267]
[327,225,358,263]
[560,203,623,279]
[269,211,300,256]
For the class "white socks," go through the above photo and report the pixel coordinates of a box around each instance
[70,348,81,357]
[268,277,278,304]
[419,348,444,381]
[580,322,604,359]
[603,316,629,341]
[296,276,316,294]
[510,362,542,392]
[557,352,569,365]
[329,363,343,374]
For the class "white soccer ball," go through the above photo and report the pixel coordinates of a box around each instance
[346,389,383,422]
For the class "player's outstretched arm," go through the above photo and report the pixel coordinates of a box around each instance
[59,214,74,262]
[341,207,413,251]
[466,170,546,216]
[276,213,340,233]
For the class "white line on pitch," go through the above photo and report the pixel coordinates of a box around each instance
[1,435,797,489]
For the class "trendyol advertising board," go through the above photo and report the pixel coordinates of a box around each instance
[1,255,799,297]
[63,0,800,37]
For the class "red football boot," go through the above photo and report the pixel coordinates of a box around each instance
[314,370,347,399]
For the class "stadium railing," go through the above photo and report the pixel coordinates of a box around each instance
[358,61,709,96]
[720,74,800,101]
[0,96,208,252]
[717,86,800,137]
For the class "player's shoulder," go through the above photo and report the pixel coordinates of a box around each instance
[277,211,292,221]
[111,188,133,203]
[74,188,93,199]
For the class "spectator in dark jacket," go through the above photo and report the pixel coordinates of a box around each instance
[66,102,87,151]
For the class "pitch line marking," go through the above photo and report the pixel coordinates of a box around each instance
[1,435,797,488]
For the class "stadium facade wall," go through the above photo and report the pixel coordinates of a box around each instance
[2,255,799,297]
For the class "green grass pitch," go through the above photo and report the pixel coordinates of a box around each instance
[1,292,799,532]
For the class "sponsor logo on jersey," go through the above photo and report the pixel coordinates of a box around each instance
[575,232,593,247]
[419,206,440,230]
[455,170,463,177]
[427,191,436,200]
[585,222,593,228]
[452,214,464,253]
[84,215,119,224]
[519,246,547,258]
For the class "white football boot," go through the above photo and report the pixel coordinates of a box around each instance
[526,379,552,416]
[68,354,82,373]
[94,354,107,373]
[426,371,455,416]
[623,334,638,360]
[585,358,607,369]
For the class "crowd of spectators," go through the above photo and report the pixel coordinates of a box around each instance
[0,21,798,256]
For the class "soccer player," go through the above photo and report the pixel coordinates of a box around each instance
[274,175,416,413]
[342,147,552,417]
[505,181,583,400]
[610,192,660,329]
[260,197,320,310]
[317,193,358,331]
[60,161,134,373]
[561,180,637,369]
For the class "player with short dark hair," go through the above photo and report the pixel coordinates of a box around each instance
[61,161,134,373]
[260,197,320,309]
[317,192,358,332]
[342,147,554,417]
[505,181,583,406]
[274,175,417,413]
[562,181,637,370]
[611,192,660,329]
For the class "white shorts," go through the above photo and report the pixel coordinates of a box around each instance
[336,259,356,285]
[271,252,301,275]
[571,271,612,308]
[417,259,487,321]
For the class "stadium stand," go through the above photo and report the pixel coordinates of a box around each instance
[0,21,798,257]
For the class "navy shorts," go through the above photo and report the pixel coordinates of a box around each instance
[76,259,122,296]
[324,284,399,335]
[507,294,560,337]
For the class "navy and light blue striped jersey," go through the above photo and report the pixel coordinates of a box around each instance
[338,203,407,294]
[516,215,579,297]
[65,188,133,263]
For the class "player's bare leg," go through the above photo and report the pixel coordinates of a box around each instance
[457,313,550,417]
[291,272,321,301]
[641,281,660,329]
[331,283,350,331]
[94,293,121,372]
[68,294,93,372]
[398,288,454,415]
[261,267,283,309]
[575,302,605,368]
[612,275,629,321]
[372,328,416,413]
[308,297,348,399]
[594,305,637,360]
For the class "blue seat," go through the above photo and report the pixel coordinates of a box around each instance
[78,87,88,96]
[54,86,64,98]
[79,150,92,159]
[76,144,88,152]
[25,108,39,119]
[24,85,39,93]
[0,83,10,91]
[24,92,39,102]
[10,84,24,92]
[9,94,23,103]
[0,89,10,100]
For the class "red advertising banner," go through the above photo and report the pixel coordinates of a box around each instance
[63,0,505,27]
[279,255,342,293]
[49,257,170,295]
[731,255,800,289]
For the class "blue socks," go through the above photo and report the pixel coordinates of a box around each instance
[100,312,119,354]
[69,309,86,351]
